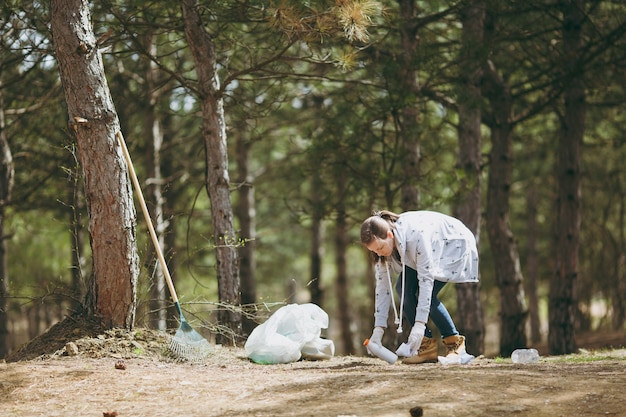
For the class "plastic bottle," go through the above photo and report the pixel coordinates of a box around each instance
[363,339,398,364]
[511,348,540,364]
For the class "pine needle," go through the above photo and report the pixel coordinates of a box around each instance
[336,0,381,43]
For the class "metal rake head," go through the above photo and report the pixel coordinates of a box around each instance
[169,321,212,362]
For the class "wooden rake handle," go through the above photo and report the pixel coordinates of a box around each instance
[116,131,179,304]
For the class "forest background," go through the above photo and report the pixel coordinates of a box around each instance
[1,0,625,361]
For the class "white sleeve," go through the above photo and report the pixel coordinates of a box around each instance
[414,240,435,324]
[374,261,392,328]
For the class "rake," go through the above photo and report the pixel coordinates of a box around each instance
[117,131,212,362]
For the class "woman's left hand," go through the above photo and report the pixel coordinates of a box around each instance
[407,322,426,356]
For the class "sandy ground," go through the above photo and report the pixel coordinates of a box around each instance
[2,337,626,417]
[3,317,626,417]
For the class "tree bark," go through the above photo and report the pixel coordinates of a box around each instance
[525,184,542,343]
[51,0,138,329]
[146,86,168,331]
[142,32,168,331]
[335,177,354,355]
[612,192,625,329]
[0,80,14,358]
[309,170,325,308]
[454,0,486,356]
[234,129,257,337]
[69,169,87,310]
[181,0,241,344]
[549,0,585,355]
[483,59,528,356]
[397,0,421,210]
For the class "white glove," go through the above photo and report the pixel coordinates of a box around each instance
[407,322,426,356]
[370,327,384,346]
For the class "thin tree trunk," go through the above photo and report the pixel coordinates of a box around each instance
[612,189,625,329]
[526,184,542,343]
[163,202,178,330]
[69,172,87,310]
[454,0,486,356]
[549,0,585,355]
[335,179,354,355]
[146,99,167,331]
[483,60,528,357]
[309,170,325,308]
[397,0,421,210]
[235,130,257,337]
[0,81,13,358]
[143,33,167,331]
[51,0,138,329]
[158,115,178,331]
[181,0,241,344]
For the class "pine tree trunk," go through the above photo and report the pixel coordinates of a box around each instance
[525,185,542,343]
[69,173,87,308]
[146,96,168,331]
[454,0,486,356]
[398,0,421,210]
[51,0,138,329]
[235,130,257,337]
[143,34,168,331]
[182,0,241,344]
[335,182,354,355]
[549,0,585,355]
[483,59,528,357]
[0,83,13,358]
[612,195,625,329]
[309,170,325,308]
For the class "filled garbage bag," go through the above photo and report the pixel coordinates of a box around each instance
[244,303,335,364]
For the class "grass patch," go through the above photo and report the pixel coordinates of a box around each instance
[545,348,626,363]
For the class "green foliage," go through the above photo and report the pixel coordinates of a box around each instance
[2,0,626,354]
[5,211,75,297]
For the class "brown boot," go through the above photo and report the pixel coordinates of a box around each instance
[443,335,466,356]
[401,337,439,364]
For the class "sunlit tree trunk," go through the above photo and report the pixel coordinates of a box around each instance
[51,0,138,328]
[612,191,625,329]
[454,0,486,356]
[69,169,87,310]
[526,185,542,343]
[181,0,242,344]
[146,90,167,331]
[142,33,168,331]
[549,0,585,355]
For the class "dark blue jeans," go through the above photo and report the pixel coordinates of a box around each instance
[395,266,459,339]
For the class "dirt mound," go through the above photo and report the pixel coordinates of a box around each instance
[5,314,171,363]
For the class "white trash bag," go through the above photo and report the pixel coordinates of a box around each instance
[244,303,335,364]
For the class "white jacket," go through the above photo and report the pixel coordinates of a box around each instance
[374,211,479,330]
